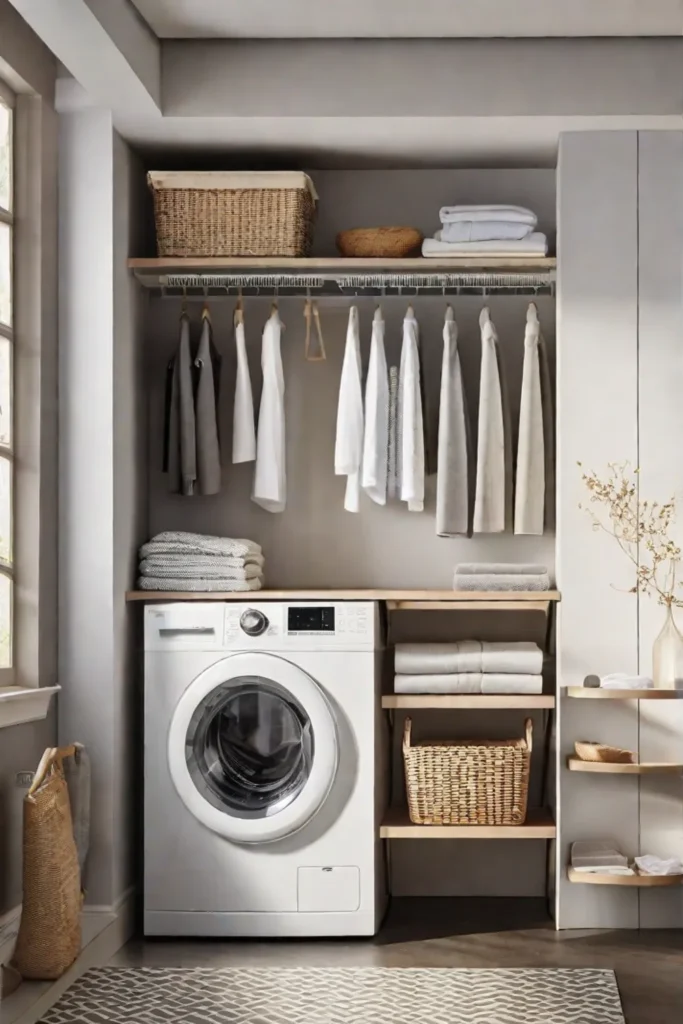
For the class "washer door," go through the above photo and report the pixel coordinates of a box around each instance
[168,652,338,844]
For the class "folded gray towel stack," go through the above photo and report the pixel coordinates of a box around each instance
[138,531,264,592]
[453,562,550,592]
[394,640,545,694]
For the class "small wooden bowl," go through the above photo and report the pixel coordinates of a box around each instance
[336,227,423,259]
[575,741,635,764]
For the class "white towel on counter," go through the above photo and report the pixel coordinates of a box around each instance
[438,221,534,244]
[141,553,264,572]
[361,308,389,505]
[195,314,222,495]
[422,233,548,258]
[436,307,471,536]
[635,855,683,876]
[439,205,537,226]
[335,305,364,513]
[454,572,551,592]
[600,673,654,690]
[399,308,425,512]
[394,673,542,694]
[141,532,262,559]
[473,308,512,533]
[253,308,286,512]
[571,841,632,875]
[232,315,256,464]
[138,576,263,593]
[139,560,263,581]
[515,303,554,535]
[395,641,543,677]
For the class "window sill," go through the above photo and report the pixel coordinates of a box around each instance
[0,685,60,729]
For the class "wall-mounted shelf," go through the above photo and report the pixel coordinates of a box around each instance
[128,256,556,297]
[567,757,683,774]
[127,588,561,603]
[565,687,682,700]
[383,694,554,710]
[567,867,683,887]
[380,808,556,839]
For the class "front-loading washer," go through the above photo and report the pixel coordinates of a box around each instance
[143,600,387,937]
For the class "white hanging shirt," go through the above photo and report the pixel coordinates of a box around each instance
[473,307,509,533]
[515,303,554,535]
[232,315,256,464]
[361,308,389,505]
[399,310,425,512]
[252,309,286,513]
[335,306,364,513]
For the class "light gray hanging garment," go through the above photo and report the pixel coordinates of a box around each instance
[436,308,472,536]
[167,312,197,496]
[195,311,222,495]
[473,307,512,533]
[361,307,389,505]
[232,310,256,464]
[387,365,400,499]
[515,304,548,533]
[253,308,286,512]
[399,308,425,512]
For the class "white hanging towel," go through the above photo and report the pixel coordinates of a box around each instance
[232,311,256,464]
[399,308,425,512]
[252,308,286,512]
[436,308,471,536]
[473,307,512,533]
[361,307,389,505]
[335,306,364,513]
[195,312,222,495]
[515,303,554,535]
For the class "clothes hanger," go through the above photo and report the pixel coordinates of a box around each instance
[180,286,188,318]
[304,294,326,362]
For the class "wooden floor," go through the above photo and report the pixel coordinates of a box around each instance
[111,899,683,1024]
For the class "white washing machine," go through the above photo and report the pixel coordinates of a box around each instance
[144,600,387,937]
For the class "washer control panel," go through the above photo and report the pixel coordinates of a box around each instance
[223,602,377,650]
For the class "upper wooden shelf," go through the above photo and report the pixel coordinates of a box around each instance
[126,589,561,604]
[128,256,556,272]
[565,687,682,700]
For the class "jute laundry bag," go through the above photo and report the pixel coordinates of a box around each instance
[13,747,83,980]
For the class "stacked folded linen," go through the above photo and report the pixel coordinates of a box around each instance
[454,562,550,592]
[394,641,544,694]
[138,531,264,592]
[422,205,548,258]
[571,841,633,876]
[600,673,653,690]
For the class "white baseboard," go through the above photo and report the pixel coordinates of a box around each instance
[1,888,136,1024]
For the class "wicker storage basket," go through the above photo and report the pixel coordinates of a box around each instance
[148,171,318,258]
[402,717,533,826]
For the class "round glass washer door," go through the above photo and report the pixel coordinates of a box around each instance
[168,652,338,843]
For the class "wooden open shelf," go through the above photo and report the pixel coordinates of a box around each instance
[383,694,554,710]
[568,757,683,775]
[568,867,683,887]
[566,687,682,700]
[380,808,556,839]
[127,589,561,604]
[129,256,557,274]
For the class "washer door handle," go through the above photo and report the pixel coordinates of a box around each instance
[159,627,216,637]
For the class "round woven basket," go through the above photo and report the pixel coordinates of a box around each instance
[336,227,423,258]
[575,741,635,764]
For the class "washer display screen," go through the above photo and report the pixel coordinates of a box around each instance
[288,606,335,632]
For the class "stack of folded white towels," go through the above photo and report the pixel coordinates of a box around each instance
[422,204,548,258]
[394,640,544,694]
[138,531,264,592]
[454,563,551,592]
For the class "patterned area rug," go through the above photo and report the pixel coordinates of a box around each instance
[40,966,625,1024]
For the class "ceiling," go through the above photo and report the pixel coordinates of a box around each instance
[130,0,683,39]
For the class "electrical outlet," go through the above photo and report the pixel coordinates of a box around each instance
[15,771,34,788]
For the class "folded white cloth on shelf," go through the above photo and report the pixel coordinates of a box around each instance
[394,673,542,694]
[138,576,263,592]
[141,532,262,559]
[515,303,555,536]
[635,855,683,876]
[232,315,256,464]
[454,572,551,592]
[395,641,543,676]
[436,308,471,536]
[571,840,633,874]
[600,673,654,690]
[139,560,263,581]
[361,308,389,506]
[422,233,548,258]
[438,222,534,244]
[457,562,548,576]
[439,205,537,226]
[253,308,286,512]
[473,308,512,534]
[142,553,265,572]
[335,305,364,513]
[399,308,425,512]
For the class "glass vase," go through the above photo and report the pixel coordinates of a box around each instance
[652,605,683,690]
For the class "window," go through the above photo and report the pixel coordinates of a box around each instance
[0,81,13,681]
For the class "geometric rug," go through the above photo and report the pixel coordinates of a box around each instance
[38,966,626,1024]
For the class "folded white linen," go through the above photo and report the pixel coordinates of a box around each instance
[571,840,631,873]
[138,576,263,592]
[395,641,543,676]
[142,552,265,570]
[635,855,683,876]
[394,673,542,694]
[600,673,654,690]
[454,573,551,592]
[422,233,548,257]
[141,532,262,559]
[438,222,534,243]
[439,205,537,226]
[456,562,548,576]
[139,561,263,581]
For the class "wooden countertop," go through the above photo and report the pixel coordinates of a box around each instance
[127,589,560,603]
